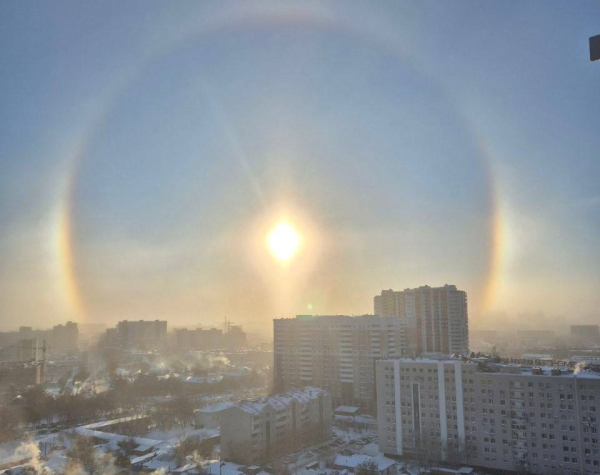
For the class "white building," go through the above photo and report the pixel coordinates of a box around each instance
[377,357,600,475]
[374,285,469,355]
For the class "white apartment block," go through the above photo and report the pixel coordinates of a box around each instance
[220,387,332,465]
[374,285,469,355]
[377,358,600,475]
[273,315,407,412]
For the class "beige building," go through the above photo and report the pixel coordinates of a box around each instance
[273,315,406,412]
[377,357,600,475]
[220,387,332,465]
[374,285,469,355]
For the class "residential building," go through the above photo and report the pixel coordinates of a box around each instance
[174,325,247,350]
[17,338,39,361]
[333,454,398,475]
[220,387,332,465]
[175,327,223,349]
[571,325,600,344]
[374,285,469,355]
[195,401,234,429]
[223,325,247,349]
[377,357,600,475]
[52,321,79,354]
[273,315,406,412]
[115,320,168,350]
[0,360,44,391]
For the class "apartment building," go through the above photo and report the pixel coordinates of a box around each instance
[374,285,469,355]
[273,315,406,412]
[174,325,247,350]
[220,387,332,465]
[571,325,600,345]
[114,320,168,350]
[52,321,79,354]
[377,357,600,475]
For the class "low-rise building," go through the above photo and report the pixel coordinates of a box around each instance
[195,402,234,429]
[220,387,332,465]
[333,454,398,475]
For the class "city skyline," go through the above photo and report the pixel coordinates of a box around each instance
[1,2,599,335]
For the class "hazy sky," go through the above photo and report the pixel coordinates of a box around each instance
[1,1,599,335]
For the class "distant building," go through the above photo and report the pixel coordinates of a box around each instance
[377,357,600,475]
[17,338,39,361]
[174,325,247,350]
[52,321,79,354]
[223,325,247,349]
[0,327,50,357]
[273,315,406,412]
[374,285,469,355]
[0,360,44,391]
[571,325,600,343]
[518,330,555,343]
[115,320,168,350]
[175,327,223,350]
[220,387,332,465]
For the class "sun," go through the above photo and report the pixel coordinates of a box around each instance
[268,222,300,261]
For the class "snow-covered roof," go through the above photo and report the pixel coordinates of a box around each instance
[206,461,244,475]
[334,455,397,472]
[335,406,359,414]
[235,387,328,415]
[135,444,154,452]
[197,402,235,414]
[334,454,372,469]
[181,375,223,384]
[131,452,157,465]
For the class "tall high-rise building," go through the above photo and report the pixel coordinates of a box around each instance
[273,315,407,412]
[374,285,469,355]
[377,357,600,475]
[115,320,167,350]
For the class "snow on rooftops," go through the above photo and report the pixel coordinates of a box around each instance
[206,461,244,475]
[335,406,360,414]
[196,401,234,413]
[334,454,372,468]
[334,454,397,471]
[233,387,328,415]
[181,375,223,384]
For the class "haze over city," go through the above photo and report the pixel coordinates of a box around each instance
[1,1,599,338]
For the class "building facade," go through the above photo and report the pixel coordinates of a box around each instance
[52,321,79,354]
[374,285,469,355]
[571,325,600,344]
[115,320,168,350]
[377,357,600,475]
[273,315,406,412]
[174,325,247,350]
[220,387,332,465]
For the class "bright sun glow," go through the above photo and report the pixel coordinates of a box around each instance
[268,222,299,261]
